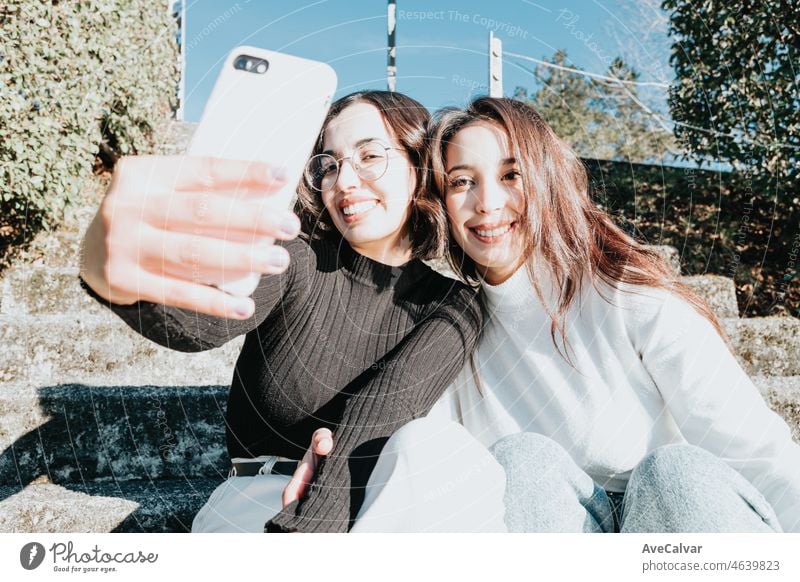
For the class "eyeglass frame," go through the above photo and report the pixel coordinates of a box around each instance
[304,140,406,192]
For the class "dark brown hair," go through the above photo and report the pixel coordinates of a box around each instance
[429,96,731,364]
[294,90,447,261]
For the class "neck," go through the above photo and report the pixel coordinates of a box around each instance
[480,258,527,286]
[348,231,414,266]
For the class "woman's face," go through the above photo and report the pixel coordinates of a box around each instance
[444,121,526,285]
[319,102,415,262]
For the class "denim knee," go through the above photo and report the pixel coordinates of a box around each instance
[630,443,715,494]
[491,433,572,475]
[490,433,612,532]
[624,443,781,532]
[489,432,589,493]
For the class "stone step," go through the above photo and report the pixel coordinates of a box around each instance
[0,478,220,533]
[0,314,243,385]
[681,274,739,319]
[0,384,230,485]
[13,231,84,270]
[3,310,795,388]
[722,317,800,377]
[1,266,106,316]
[1,376,797,490]
[758,376,800,443]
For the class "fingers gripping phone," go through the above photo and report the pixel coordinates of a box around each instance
[187,46,337,296]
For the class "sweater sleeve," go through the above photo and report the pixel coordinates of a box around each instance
[266,284,483,533]
[634,291,800,532]
[78,237,310,352]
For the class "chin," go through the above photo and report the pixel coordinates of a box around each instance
[341,226,388,246]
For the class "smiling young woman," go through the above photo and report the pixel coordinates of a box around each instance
[427,96,800,533]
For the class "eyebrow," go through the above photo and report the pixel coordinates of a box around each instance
[321,137,384,156]
[446,157,517,174]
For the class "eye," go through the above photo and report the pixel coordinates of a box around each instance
[321,161,338,175]
[447,176,475,190]
[502,170,522,182]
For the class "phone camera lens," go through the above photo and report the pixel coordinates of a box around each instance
[255,62,268,74]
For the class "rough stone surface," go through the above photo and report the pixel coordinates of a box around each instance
[0,385,230,485]
[723,317,800,377]
[681,274,739,319]
[0,315,243,385]
[0,478,220,533]
[1,266,106,316]
[754,376,800,443]
[156,122,198,156]
[14,231,83,269]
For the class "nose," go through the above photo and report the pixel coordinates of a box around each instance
[334,157,360,191]
[473,179,506,215]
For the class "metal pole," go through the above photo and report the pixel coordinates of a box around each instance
[177,0,186,120]
[489,31,503,98]
[387,0,396,92]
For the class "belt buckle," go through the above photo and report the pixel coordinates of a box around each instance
[228,456,279,478]
[257,457,278,476]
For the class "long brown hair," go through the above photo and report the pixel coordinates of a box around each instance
[294,90,447,261]
[429,96,731,365]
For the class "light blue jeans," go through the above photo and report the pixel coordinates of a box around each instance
[490,433,783,533]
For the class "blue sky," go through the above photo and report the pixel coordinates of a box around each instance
[182,0,673,122]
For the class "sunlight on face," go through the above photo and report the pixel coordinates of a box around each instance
[444,121,526,285]
[319,102,415,264]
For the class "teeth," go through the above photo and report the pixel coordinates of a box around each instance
[342,200,378,216]
[475,224,511,237]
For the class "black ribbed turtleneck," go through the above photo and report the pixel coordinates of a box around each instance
[79,235,482,532]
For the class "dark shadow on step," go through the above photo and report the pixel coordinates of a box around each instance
[0,384,229,532]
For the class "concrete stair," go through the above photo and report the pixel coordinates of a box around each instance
[1,121,798,532]
[0,478,220,533]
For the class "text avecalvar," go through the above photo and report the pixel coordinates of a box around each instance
[642,544,702,554]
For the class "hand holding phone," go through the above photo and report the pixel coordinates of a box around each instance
[187,46,337,296]
[80,46,335,317]
[80,155,300,320]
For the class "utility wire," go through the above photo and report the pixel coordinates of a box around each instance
[505,52,800,152]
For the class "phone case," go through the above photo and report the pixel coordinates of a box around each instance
[187,45,337,296]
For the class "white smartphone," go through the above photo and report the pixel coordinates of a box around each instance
[187,45,337,296]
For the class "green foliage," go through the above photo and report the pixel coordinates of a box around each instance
[0,1,179,245]
[513,50,675,162]
[663,0,800,191]
[586,159,800,318]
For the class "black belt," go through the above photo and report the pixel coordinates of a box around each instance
[228,460,298,478]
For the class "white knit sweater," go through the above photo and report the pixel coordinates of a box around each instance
[429,263,800,532]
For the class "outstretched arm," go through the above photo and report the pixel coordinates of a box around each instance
[266,285,483,533]
[79,236,311,352]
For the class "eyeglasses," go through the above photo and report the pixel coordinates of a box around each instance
[304,141,403,192]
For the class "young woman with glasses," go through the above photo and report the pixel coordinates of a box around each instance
[79,91,494,533]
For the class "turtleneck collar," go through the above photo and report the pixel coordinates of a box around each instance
[479,256,559,314]
[332,237,430,290]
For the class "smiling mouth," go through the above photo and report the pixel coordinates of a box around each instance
[468,221,517,243]
[340,200,380,223]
